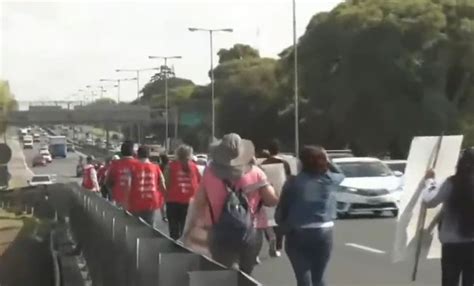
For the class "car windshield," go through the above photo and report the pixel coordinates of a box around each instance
[386,163,406,173]
[31,176,50,182]
[336,161,393,178]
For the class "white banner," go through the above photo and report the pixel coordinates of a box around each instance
[260,163,287,226]
[393,135,463,262]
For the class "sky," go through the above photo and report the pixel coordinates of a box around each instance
[1,0,342,103]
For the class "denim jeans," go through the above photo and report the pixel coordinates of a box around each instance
[285,227,333,286]
[442,242,474,286]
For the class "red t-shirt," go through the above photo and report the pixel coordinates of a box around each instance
[107,157,138,204]
[167,161,201,204]
[128,161,164,212]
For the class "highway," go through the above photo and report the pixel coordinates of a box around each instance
[23,140,82,184]
[20,138,440,286]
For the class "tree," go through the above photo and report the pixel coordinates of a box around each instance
[217,44,260,64]
[213,46,283,146]
[0,80,15,135]
[278,0,474,156]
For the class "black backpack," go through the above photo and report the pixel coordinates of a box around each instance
[209,180,259,248]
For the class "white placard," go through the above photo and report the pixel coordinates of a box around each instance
[393,135,463,262]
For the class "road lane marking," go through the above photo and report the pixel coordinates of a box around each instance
[345,243,386,254]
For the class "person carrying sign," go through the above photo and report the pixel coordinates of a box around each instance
[422,148,474,286]
[261,139,291,257]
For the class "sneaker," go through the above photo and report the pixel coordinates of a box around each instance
[269,240,281,258]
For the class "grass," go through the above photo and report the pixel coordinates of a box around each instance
[8,177,27,189]
[0,208,32,255]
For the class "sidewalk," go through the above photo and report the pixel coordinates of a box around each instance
[5,128,33,189]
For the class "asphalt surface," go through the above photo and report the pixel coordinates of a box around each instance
[23,140,82,184]
[21,139,441,286]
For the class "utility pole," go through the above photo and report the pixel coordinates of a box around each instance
[292,0,300,156]
[148,56,182,152]
[116,67,158,144]
[188,27,233,140]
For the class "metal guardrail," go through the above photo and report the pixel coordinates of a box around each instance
[0,184,262,286]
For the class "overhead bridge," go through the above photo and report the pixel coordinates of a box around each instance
[7,105,152,125]
[6,105,166,125]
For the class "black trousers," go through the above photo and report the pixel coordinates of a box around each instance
[166,202,189,240]
[264,226,284,250]
[442,242,474,286]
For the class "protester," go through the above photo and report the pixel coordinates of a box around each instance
[97,159,109,198]
[263,140,292,177]
[422,148,474,286]
[98,156,118,200]
[159,153,170,222]
[275,145,344,286]
[165,145,201,240]
[261,139,291,258]
[182,133,279,275]
[105,141,138,206]
[82,155,100,192]
[126,146,166,226]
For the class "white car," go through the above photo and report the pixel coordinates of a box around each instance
[384,160,407,174]
[332,157,403,218]
[28,175,55,187]
[39,149,52,163]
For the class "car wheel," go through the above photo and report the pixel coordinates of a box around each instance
[391,209,399,218]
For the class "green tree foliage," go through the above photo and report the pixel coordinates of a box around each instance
[279,0,474,155]
[141,76,195,107]
[0,80,16,135]
[138,0,474,155]
[217,44,260,64]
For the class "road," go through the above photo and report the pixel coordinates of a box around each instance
[20,140,441,286]
[23,140,82,184]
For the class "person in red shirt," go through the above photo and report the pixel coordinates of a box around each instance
[166,144,201,240]
[126,146,166,226]
[82,156,100,192]
[105,141,138,207]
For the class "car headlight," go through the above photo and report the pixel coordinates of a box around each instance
[341,187,358,193]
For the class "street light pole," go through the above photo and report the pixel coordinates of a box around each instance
[116,68,158,144]
[188,27,233,141]
[209,31,216,140]
[293,0,300,156]
[148,56,181,152]
[100,77,137,103]
[116,68,158,101]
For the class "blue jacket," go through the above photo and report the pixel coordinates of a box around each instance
[277,171,344,229]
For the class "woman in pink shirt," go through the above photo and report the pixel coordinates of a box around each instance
[183,133,279,275]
